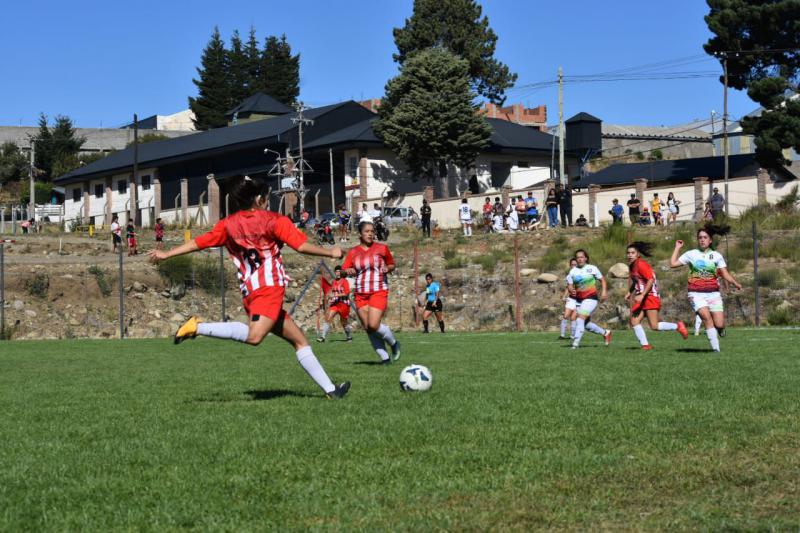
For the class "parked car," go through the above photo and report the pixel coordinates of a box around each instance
[306,212,340,228]
[381,206,418,226]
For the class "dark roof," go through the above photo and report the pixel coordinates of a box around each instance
[576,153,759,187]
[225,92,292,117]
[55,101,368,185]
[304,118,381,149]
[566,112,602,124]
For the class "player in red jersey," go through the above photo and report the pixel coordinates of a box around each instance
[317,265,353,343]
[342,221,400,364]
[148,176,350,399]
[625,241,688,350]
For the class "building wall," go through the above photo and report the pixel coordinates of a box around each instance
[0,127,194,155]
[602,137,713,159]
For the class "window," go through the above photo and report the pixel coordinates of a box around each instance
[117,180,128,194]
[72,188,81,202]
[141,175,151,190]
[94,184,104,198]
[348,157,358,178]
[516,161,530,168]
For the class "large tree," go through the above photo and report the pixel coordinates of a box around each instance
[704,0,800,168]
[374,47,491,195]
[189,27,231,130]
[227,30,250,108]
[245,27,263,95]
[0,142,29,185]
[34,114,86,180]
[393,0,517,104]
[261,35,300,106]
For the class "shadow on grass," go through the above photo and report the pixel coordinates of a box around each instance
[244,389,316,400]
[675,348,715,353]
[353,360,389,366]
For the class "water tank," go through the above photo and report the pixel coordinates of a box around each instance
[565,112,602,153]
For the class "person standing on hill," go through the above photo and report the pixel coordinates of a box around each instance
[154,218,165,250]
[110,215,122,253]
[556,183,572,227]
[420,198,432,238]
[627,194,641,226]
[710,187,725,219]
[546,189,559,228]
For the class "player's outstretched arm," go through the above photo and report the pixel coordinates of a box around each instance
[297,242,343,260]
[148,240,200,263]
[669,240,685,268]
[718,267,743,291]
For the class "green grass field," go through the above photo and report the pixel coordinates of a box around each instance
[1,329,799,530]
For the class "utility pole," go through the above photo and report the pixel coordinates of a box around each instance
[558,66,566,186]
[132,113,139,226]
[710,110,717,157]
[329,148,335,212]
[722,55,730,214]
[291,103,314,213]
[28,140,35,222]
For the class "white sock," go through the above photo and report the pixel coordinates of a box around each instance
[320,322,330,339]
[463,226,468,236]
[377,323,396,346]
[197,321,249,342]
[296,346,336,393]
[657,322,678,331]
[694,315,703,334]
[585,322,606,336]
[706,327,720,352]
[633,324,649,346]
[570,321,577,337]
[467,226,472,236]
[560,319,568,337]
[572,318,586,347]
[369,332,390,361]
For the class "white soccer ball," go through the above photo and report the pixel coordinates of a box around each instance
[399,364,433,392]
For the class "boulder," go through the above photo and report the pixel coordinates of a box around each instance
[537,273,559,283]
[608,263,630,278]
[777,300,793,312]
[169,283,186,300]
[25,310,37,318]
[169,313,185,323]
[520,268,537,277]
[12,300,24,311]
[132,281,146,292]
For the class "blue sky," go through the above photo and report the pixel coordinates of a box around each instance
[0,0,756,129]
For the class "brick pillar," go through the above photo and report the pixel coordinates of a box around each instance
[105,177,113,226]
[153,172,161,220]
[634,178,648,203]
[129,173,139,226]
[82,185,90,223]
[207,174,220,224]
[358,149,368,200]
[422,186,434,204]
[501,184,513,207]
[588,184,601,227]
[180,178,189,225]
[693,177,708,221]
[757,168,770,204]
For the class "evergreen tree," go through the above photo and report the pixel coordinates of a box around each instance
[0,142,29,185]
[245,27,263,95]
[34,114,86,180]
[227,30,250,107]
[261,34,300,106]
[189,27,231,130]
[374,47,491,194]
[393,0,517,103]
[705,0,800,168]
[34,114,53,177]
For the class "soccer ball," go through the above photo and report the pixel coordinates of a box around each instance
[399,364,433,392]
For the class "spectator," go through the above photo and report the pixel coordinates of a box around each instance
[493,196,504,217]
[651,193,663,225]
[110,214,122,253]
[556,183,573,227]
[126,221,138,256]
[545,189,559,228]
[357,203,372,224]
[154,217,165,250]
[626,193,641,226]
[337,204,351,242]
[710,187,725,219]
[458,198,473,237]
[666,192,680,225]
[575,214,588,227]
[609,198,624,224]
[420,198,432,238]
[482,197,493,233]
[515,195,527,230]
[525,191,539,226]
[507,204,520,232]
[639,207,652,226]
[703,201,714,221]
[369,203,382,221]
[21,218,30,234]
[299,209,310,229]
[492,212,505,233]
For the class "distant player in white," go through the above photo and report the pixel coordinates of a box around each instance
[559,257,578,340]
[566,249,612,349]
[459,198,472,237]
[670,227,742,352]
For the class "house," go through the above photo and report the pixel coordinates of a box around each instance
[225,92,293,126]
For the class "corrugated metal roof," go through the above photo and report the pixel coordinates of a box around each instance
[225,92,292,117]
[602,121,710,139]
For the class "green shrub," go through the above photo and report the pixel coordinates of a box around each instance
[25,273,49,298]
[443,247,458,261]
[767,306,796,326]
[87,265,112,297]
[194,256,229,293]
[757,269,786,289]
[445,256,467,269]
[156,255,193,285]
[473,254,498,273]
[775,184,798,212]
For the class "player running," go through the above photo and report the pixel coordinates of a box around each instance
[342,221,401,364]
[148,176,350,399]
[420,273,445,333]
[567,249,612,349]
[559,257,578,340]
[670,227,742,352]
[318,265,353,343]
[459,198,473,237]
[625,241,688,350]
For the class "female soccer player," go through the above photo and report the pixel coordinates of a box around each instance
[458,198,473,237]
[343,221,400,364]
[559,257,578,340]
[625,241,688,350]
[420,273,445,333]
[567,249,612,349]
[338,204,351,242]
[670,227,742,352]
[318,265,353,343]
[148,176,350,399]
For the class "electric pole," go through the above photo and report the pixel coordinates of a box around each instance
[722,54,730,214]
[558,66,565,186]
[28,140,35,221]
[291,103,314,213]
[132,113,139,226]
[710,110,717,157]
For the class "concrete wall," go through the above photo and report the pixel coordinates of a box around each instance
[0,126,194,154]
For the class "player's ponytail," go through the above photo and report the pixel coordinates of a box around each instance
[230,175,265,212]
[628,241,654,257]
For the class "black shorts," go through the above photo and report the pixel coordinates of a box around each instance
[424,299,443,312]
[113,234,122,244]
[155,236,163,242]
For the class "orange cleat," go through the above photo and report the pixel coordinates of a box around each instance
[642,344,654,351]
[604,330,612,346]
[677,321,689,340]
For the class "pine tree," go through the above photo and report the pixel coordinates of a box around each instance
[0,142,29,185]
[33,114,86,180]
[227,30,250,107]
[245,27,263,95]
[393,0,517,103]
[705,0,800,168]
[261,34,300,106]
[189,27,231,130]
[374,47,491,194]
[34,114,53,178]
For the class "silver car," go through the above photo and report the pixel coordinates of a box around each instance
[380,206,419,226]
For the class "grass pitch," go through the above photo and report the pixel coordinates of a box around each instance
[1,329,799,530]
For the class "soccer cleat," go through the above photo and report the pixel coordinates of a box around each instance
[718,328,726,338]
[558,336,569,340]
[391,340,401,361]
[345,336,353,342]
[325,381,351,400]
[174,316,200,345]
[677,321,689,340]
[642,344,654,351]
[381,358,392,365]
[316,336,325,343]
[604,330,613,346]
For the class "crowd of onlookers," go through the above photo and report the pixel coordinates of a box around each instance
[610,187,726,227]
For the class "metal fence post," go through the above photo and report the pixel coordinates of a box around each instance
[513,234,522,331]
[118,248,125,338]
[219,246,226,321]
[1,243,5,339]
[753,221,760,327]
[413,240,420,327]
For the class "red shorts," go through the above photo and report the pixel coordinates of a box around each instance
[127,237,137,247]
[633,294,661,313]
[243,287,285,321]
[355,290,388,311]
[330,302,350,320]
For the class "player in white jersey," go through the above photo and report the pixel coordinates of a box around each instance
[566,249,612,349]
[559,257,578,340]
[459,198,473,237]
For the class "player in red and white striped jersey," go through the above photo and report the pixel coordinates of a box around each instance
[318,265,353,343]
[342,221,400,364]
[148,176,350,399]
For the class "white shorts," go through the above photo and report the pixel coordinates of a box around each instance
[565,298,577,311]
[460,218,472,224]
[576,299,598,316]
[688,291,724,313]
